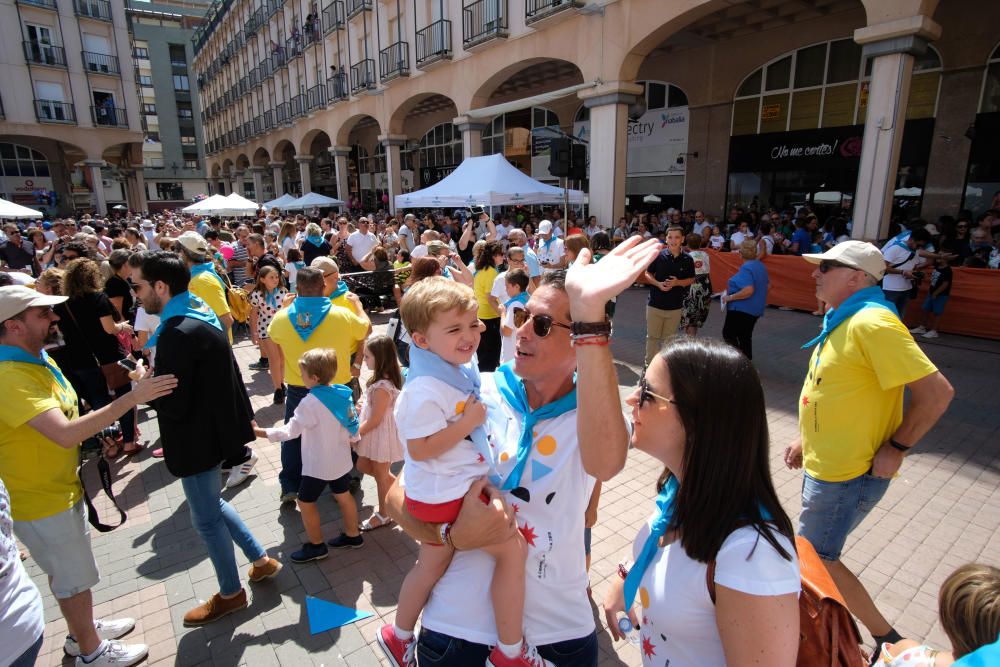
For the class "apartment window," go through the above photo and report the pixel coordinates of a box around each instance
[142,103,156,114]
[168,44,187,67]
[177,103,193,119]
[145,132,160,142]
[179,132,197,145]
[183,158,199,169]
[138,75,153,87]
[156,182,183,200]
[172,75,190,91]
[133,47,149,59]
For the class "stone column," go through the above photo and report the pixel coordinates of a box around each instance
[295,155,313,195]
[578,82,643,229]
[233,169,246,198]
[852,17,941,240]
[329,145,351,203]
[920,69,981,220]
[129,166,148,213]
[83,160,107,214]
[379,134,407,214]
[269,161,285,197]
[455,115,486,158]
[250,166,266,203]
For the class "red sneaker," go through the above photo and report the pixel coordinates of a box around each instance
[486,642,554,667]
[376,625,415,667]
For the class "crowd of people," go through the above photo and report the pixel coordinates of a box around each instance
[0,201,997,667]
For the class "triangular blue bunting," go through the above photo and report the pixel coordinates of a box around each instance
[305,596,373,634]
[532,460,554,482]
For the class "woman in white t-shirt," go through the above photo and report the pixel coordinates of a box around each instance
[603,337,800,667]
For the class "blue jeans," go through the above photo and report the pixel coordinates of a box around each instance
[181,466,266,595]
[279,384,309,495]
[799,470,891,561]
[416,627,598,667]
[10,633,43,667]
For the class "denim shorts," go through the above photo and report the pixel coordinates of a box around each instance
[922,294,949,316]
[799,471,891,561]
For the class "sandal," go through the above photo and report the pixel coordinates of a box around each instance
[359,512,394,532]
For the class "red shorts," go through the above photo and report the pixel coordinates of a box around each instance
[405,495,464,523]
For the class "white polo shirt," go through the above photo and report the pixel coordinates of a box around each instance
[347,230,378,262]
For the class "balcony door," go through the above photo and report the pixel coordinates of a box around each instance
[26,24,56,64]
[34,82,68,120]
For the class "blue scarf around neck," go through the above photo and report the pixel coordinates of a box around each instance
[305,235,325,248]
[493,361,577,491]
[330,280,348,300]
[0,344,70,390]
[145,292,222,349]
[310,384,359,435]
[406,345,499,484]
[801,285,896,368]
[624,476,679,611]
[286,296,331,341]
[189,261,227,293]
[503,291,529,309]
[262,287,281,310]
[953,637,1000,666]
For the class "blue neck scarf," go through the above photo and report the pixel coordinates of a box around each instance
[503,292,529,309]
[953,637,1000,666]
[145,292,222,349]
[801,286,896,368]
[330,280,348,300]
[0,344,70,390]
[493,361,577,491]
[286,296,331,341]
[310,384,359,435]
[305,235,325,248]
[624,476,679,611]
[884,229,911,252]
[190,261,227,293]
[292,261,306,269]
[407,345,499,484]
[263,287,281,310]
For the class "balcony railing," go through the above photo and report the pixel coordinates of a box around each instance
[322,1,345,32]
[306,83,326,110]
[267,0,281,16]
[302,23,322,48]
[92,105,127,127]
[290,94,305,117]
[17,0,57,9]
[34,99,76,123]
[82,51,121,75]
[260,57,274,79]
[327,72,347,102]
[525,0,578,22]
[379,41,409,81]
[276,101,291,124]
[272,49,287,69]
[75,0,111,20]
[285,37,302,60]
[463,0,508,47]
[253,115,264,134]
[345,0,371,19]
[350,59,376,94]
[416,19,451,67]
[263,109,275,129]
[23,41,67,67]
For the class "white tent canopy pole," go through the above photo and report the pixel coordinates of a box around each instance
[463,81,600,120]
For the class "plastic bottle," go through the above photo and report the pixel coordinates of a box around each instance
[616,613,640,646]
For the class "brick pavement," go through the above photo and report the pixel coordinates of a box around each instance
[24,288,1000,666]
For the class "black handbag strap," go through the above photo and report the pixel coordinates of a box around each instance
[80,456,127,532]
[61,299,106,369]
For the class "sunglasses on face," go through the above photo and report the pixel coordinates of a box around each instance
[512,309,572,337]
[818,260,858,273]
[638,374,676,409]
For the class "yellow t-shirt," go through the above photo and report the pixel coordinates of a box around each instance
[799,307,937,482]
[474,267,499,320]
[189,271,233,343]
[268,305,368,386]
[330,292,360,353]
[0,361,82,521]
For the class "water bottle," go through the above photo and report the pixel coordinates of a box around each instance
[616,613,640,646]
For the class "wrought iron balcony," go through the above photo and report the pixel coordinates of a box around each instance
[253,115,264,134]
[75,0,112,20]
[322,1,345,32]
[302,23,322,48]
[416,19,451,67]
[290,94,305,118]
[285,37,302,60]
[379,41,409,81]
[263,109,275,129]
[345,0,370,19]
[23,41,67,67]
[260,57,274,79]
[525,0,578,23]
[463,0,508,48]
[34,99,75,123]
[276,101,291,124]
[306,84,327,110]
[92,105,127,127]
[272,49,287,69]
[82,51,121,75]
[350,59,376,94]
[327,72,348,103]
[17,0,57,10]
[267,0,281,16]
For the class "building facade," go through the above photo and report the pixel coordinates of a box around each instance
[195,0,1000,236]
[129,0,212,211]
[0,0,146,215]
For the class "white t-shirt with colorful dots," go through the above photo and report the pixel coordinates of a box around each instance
[395,375,491,504]
[419,373,599,647]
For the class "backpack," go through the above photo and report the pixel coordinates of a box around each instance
[707,535,867,667]
[221,273,253,324]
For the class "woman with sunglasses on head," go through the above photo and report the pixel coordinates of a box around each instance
[562,239,799,667]
[720,239,770,359]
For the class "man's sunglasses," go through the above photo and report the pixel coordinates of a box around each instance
[818,260,858,273]
[638,374,677,409]
[512,309,572,337]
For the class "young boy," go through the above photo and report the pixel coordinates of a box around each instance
[909,254,952,339]
[496,268,529,365]
[377,277,547,667]
[254,348,363,562]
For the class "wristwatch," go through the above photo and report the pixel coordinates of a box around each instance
[888,438,912,453]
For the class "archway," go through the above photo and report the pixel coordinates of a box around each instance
[302,130,335,197]
[337,115,382,209]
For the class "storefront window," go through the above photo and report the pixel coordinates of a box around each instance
[979,43,1000,113]
[963,43,1000,217]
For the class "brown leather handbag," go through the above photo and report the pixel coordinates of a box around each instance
[708,535,868,667]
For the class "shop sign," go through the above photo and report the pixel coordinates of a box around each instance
[573,106,689,176]
[2,177,56,206]
[761,104,782,120]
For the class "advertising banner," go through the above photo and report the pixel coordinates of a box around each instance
[574,106,689,176]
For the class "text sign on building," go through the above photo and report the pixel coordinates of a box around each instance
[574,106,689,176]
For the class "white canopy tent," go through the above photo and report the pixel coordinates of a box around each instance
[281,192,345,210]
[0,197,44,219]
[395,154,584,209]
[181,193,257,216]
[181,194,229,214]
[223,192,261,212]
[263,193,297,210]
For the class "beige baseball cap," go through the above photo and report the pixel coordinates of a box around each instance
[310,256,339,276]
[0,285,67,322]
[803,240,886,280]
[175,231,210,259]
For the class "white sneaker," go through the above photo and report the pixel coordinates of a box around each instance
[64,618,136,657]
[279,491,298,505]
[909,325,927,334]
[922,329,939,339]
[225,451,258,489]
[75,640,148,666]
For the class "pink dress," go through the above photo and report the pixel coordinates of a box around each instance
[354,379,404,463]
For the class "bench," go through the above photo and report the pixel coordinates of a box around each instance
[342,269,398,311]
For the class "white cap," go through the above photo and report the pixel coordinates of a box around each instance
[803,240,886,280]
[0,285,66,323]
[175,231,210,258]
[537,220,553,234]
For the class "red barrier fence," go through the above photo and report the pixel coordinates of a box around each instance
[707,251,1000,340]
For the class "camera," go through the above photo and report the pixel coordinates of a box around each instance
[81,422,122,459]
[99,423,123,441]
